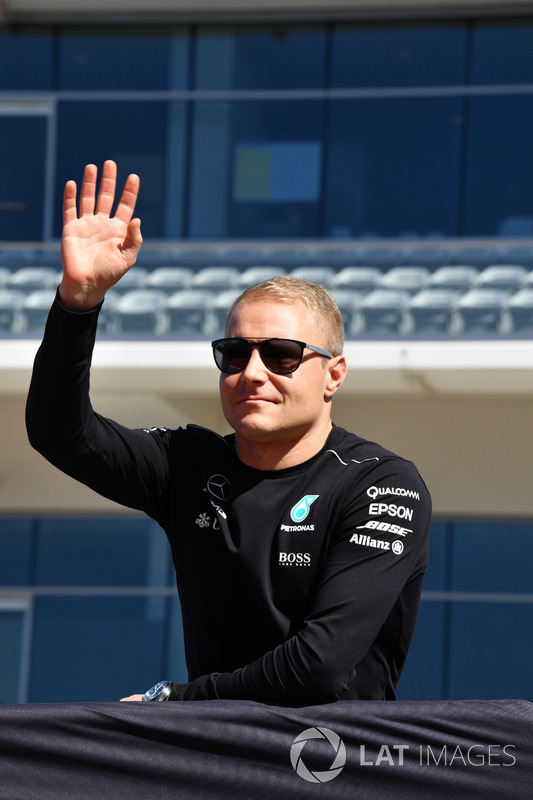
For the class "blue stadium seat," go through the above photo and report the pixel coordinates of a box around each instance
[165,290,215,336]
[237,266,287,289]
[0,290,26,334]
[329,289,364,336]
[191,267,240,293]
[144,267,194,293]
[428,265,479,294]
[9,267,59,294]
[354,289,411,336]
[506,289,533,334]
[407,289,460,335]
[332,267,382,294]
[455,289,510,334]
[378,267,430,295]
[210,289,242,336]
[0,268,12,289]
[289,266,336,287]
[110,268,149,295]
[21,290,57,334]
[476,265,528,293]
[112,290,169,335]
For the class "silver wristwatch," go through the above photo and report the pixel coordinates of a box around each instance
[142,680,176,701]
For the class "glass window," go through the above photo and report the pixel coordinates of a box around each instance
[464,95,533,236]
[0,518,34,585]
[324,97,463,239]
[189,100,324,238]
[34,518,173,587]
[471,19,533,84]
[331,22,467,88]
[54,101,187,239]
[29,595,176,701]
[195,25,326,90]
[58,27,189,90]
[0,27,53,90]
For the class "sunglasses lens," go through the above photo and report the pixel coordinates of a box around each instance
[214,340,250,373]
[261,339,303,374]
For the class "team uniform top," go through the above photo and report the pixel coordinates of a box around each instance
[26,294,432,704]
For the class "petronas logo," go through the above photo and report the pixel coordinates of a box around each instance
[290,495,319,523]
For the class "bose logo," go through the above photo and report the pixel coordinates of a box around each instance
[279,552,311,566]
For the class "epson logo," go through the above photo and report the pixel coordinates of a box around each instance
[279,552,311,567]
[369,503,413,521]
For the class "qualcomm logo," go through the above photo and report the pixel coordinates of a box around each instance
[290,727,346,783]
[290,495,319,523]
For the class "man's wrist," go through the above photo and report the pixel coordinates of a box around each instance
[58,281,105,313]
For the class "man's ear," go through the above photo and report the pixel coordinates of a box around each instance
[324,355,347,399]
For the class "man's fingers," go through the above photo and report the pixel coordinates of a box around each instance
[62,179,78,226]
[95,159,118,217]
[78,163,98,217]
[114,172,141,225]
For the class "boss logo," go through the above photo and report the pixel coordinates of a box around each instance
[279,552,311,567]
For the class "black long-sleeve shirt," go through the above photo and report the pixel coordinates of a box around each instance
[26,295,431,703]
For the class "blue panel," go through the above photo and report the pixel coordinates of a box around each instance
[195,25,326,90]
[0,27,53,90]
[0,611,25,703]
[471,20,533,84]
[35,518,172,587]
[0,518,34,586]
[30,595,173,702]
[464,95,533,237]
[331,22,467,88]
[58,27,189,90]
[448,602,533,701]
[54,101,186,239]
[423,522,449,592]
[165,595,189,683]
[324,97,462,239]
[0,117,47,242]
[451,521,533,593]
[396,601,446,700]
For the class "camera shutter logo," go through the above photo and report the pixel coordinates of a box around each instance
[290,727,346,783]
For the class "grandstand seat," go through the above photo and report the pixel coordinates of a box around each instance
[353,289,411,336]
[109,267,148,294]
[112,290,169,335]
[144,267,194,293]
[428,265,479,293]
[237,266,287,289]
[506,289,533,334]
[210,289,242,336]
[97,291,121,334]
[0,268,12,289]
[165,290,215,336]
[191,267,240,293]
[329,289,364,336]
[476,265,528,293]
[0,290,26,334]
[455,288,510,334]
[289,266,336,287]
[332,267,382,294]
[378,267,430,295]
[20,290,57,334]
[9,267,59,294]
[407,289,460,335]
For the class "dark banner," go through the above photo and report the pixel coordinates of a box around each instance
[0,699,531,799]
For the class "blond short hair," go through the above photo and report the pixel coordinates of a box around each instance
[225,276,344,356]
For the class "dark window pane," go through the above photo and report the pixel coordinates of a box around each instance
[54,101,186,239]
[196,25,326,90]
[0,518,33,585]
[324,98,462,239]
[35,518,172,587]
[331,23,467,88]
[471,19,533,84]
[189,100,324,238]
[58,26,189,90]
[464,95,533,236]
[30,595,175,701]
[0,27,53,90]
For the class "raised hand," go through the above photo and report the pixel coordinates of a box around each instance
[59,160,143,310]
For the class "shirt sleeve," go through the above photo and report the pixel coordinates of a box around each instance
[170,458,431,703]
[25,293,172,525]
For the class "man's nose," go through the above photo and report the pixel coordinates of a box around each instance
[240,344,268,380]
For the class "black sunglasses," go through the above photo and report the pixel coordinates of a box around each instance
[211,337,334,375]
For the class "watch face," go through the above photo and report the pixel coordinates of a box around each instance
[143,681,169,701]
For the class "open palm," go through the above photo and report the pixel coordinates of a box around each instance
[60,161,143,310]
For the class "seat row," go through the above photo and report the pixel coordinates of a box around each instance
[2,263,533,298]
[2,283,533,338]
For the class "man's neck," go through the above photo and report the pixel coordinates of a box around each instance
[235,422,333,471]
